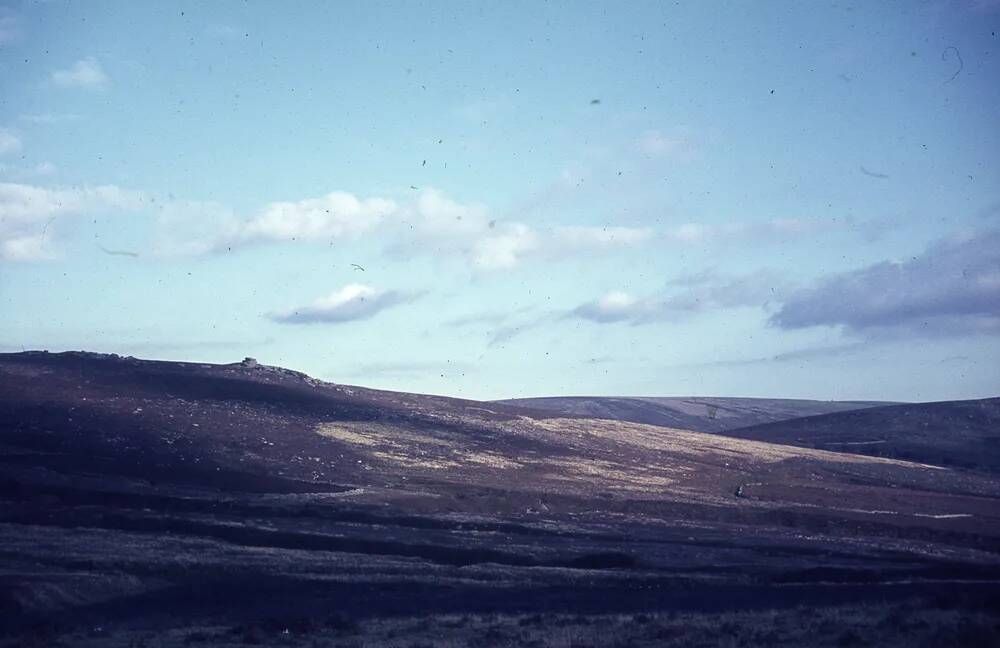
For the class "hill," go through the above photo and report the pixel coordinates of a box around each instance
[497,396,890,433]
[725,397,1000,473]
[1,351,999,646]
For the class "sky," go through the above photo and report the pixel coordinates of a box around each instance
[1,1,998,402]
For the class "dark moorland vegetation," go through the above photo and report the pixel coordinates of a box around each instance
[2,352,999,646]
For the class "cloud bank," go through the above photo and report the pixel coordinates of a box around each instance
[156,187,652,271]
[771,229,1000,337]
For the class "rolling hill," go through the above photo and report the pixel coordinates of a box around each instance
[1,351,999,646]
[497,396,891,433]
[724,397,1000,473]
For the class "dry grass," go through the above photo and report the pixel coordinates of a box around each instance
[316,423,451,449]
[524,417,944,470]
[542,458,676,490]
[457,451,522,469]
[314,414,952,503]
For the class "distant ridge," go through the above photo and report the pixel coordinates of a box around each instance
[496,396,891,433]
[724,397,1000,472]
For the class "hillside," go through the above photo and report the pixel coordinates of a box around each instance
[1,351,999,646]
[498,396,890,433]
[725,398,1000,473]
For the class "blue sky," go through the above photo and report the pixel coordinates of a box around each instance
[1,0,998,401]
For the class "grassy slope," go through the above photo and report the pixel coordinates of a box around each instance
[498,395,891,433]
[2,352,999,645]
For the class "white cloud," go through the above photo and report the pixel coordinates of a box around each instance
[573,291,649,323]
[241,192,396,243]
[665,222,713,243]
[155,186,649,269]
[407,189,490,242]
[51,57,109,90]
[0,183,140,221]
[268,284,416,324]
[0,128,22,156]
[0,182,143,261]
[1,235,52,261]
[156,191,398,256]
[20,113,83,125]
[390,189,650,270]
[572,291,662,324]
[471,223,540,269]
[387,188,535,269]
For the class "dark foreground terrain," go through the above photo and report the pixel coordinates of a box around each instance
[1,351,999,646]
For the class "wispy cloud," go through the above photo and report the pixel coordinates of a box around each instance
[635,128,699,160]
[0,128,22,156]
[51,57,109,90]
[446,310,512,328]
[0,7,20,45]
[267,284,418,324]
[571,270,790,325]
[206,24,244,40]
[667,342,869,369]
[969,0,1000,14]
[152,200,240,256]
[20,113,83,125]
[487,314,552,347]
[0,161,58,180]
[0,182,144,261]
[445,306,548,347]
[20,162,56,178]
[454,97,507,123]
[663,218,839,244]
[769,342,868,362]
[551,225,654,250]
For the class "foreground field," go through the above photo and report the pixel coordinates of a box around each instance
[1,352,998,646]
[10,600,1000,647]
